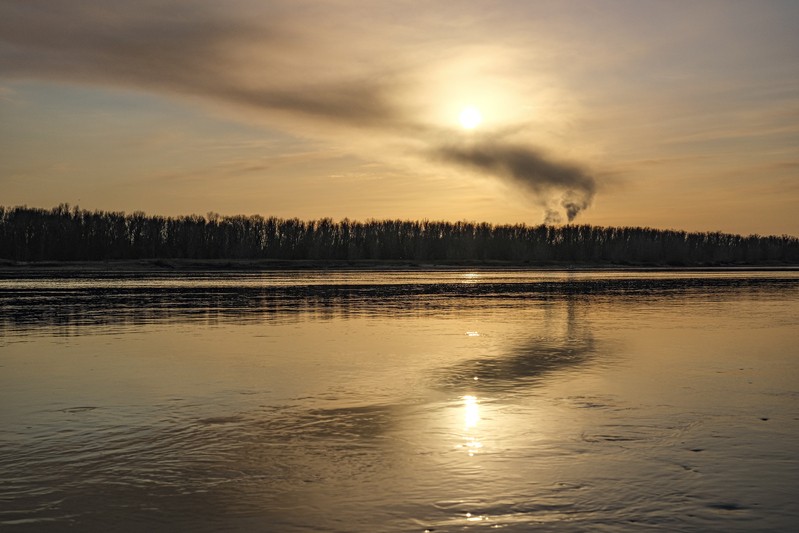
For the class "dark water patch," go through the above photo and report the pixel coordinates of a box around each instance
[582,433,646,443]
[59,406,98,414]
[434,297,600,393]
[197,415,245,426]
[435,337,597,393]
[707,502,748,511]
[555,396,626,412]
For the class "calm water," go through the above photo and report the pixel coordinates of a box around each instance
[1,269,798,532]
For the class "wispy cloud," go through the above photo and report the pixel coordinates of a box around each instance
[0,1,411,128]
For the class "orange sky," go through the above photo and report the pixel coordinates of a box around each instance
[1,1,798,235]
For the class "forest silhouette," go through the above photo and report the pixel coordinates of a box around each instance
[1,205,797,266]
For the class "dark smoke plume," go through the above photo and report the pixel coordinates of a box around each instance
[435,141,597,222]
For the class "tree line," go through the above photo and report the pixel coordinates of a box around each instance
[1,204,797,265]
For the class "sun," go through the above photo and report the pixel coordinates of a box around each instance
[459,106,482,129]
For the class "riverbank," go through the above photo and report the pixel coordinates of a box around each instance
[1,258,797,272]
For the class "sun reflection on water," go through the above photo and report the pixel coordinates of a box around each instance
[459,395,483,456]
[465,511,488,522]
[461,272,481,284]
[463,395,480,428]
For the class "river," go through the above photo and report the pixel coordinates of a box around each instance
[1,269,797,532]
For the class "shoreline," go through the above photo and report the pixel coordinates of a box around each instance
[1,258,798,272]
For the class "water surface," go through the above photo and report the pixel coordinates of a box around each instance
[1,269,798,531]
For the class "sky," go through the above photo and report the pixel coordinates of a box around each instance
[1,0,798,235]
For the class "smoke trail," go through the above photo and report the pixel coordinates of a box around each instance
[544,209,562,225]
[435,141,596,222]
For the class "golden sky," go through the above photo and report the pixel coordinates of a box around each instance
[1,0,798,235]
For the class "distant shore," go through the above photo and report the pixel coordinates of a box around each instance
[1,258,797,272]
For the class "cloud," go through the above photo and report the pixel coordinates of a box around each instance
[217,81,409,130]
[434,141,597,222]
[0,0,413,129]
[0,0,600,221]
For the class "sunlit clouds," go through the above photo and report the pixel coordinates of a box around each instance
[1,1,798,233]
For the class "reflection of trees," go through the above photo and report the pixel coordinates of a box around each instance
[0,286,435,334]
[1,276,795,335]
[436,297,597,393]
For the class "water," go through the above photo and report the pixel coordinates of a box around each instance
[1,269,798,532]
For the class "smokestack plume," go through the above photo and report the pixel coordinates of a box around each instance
[435,141,597,223]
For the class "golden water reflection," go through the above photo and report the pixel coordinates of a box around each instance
[463,395,480,429]
[459,395,483,456]
[460,272,481,284]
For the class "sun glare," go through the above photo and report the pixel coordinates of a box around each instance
[459,106,482,129]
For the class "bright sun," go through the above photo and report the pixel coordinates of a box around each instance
[459,106,482,129]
